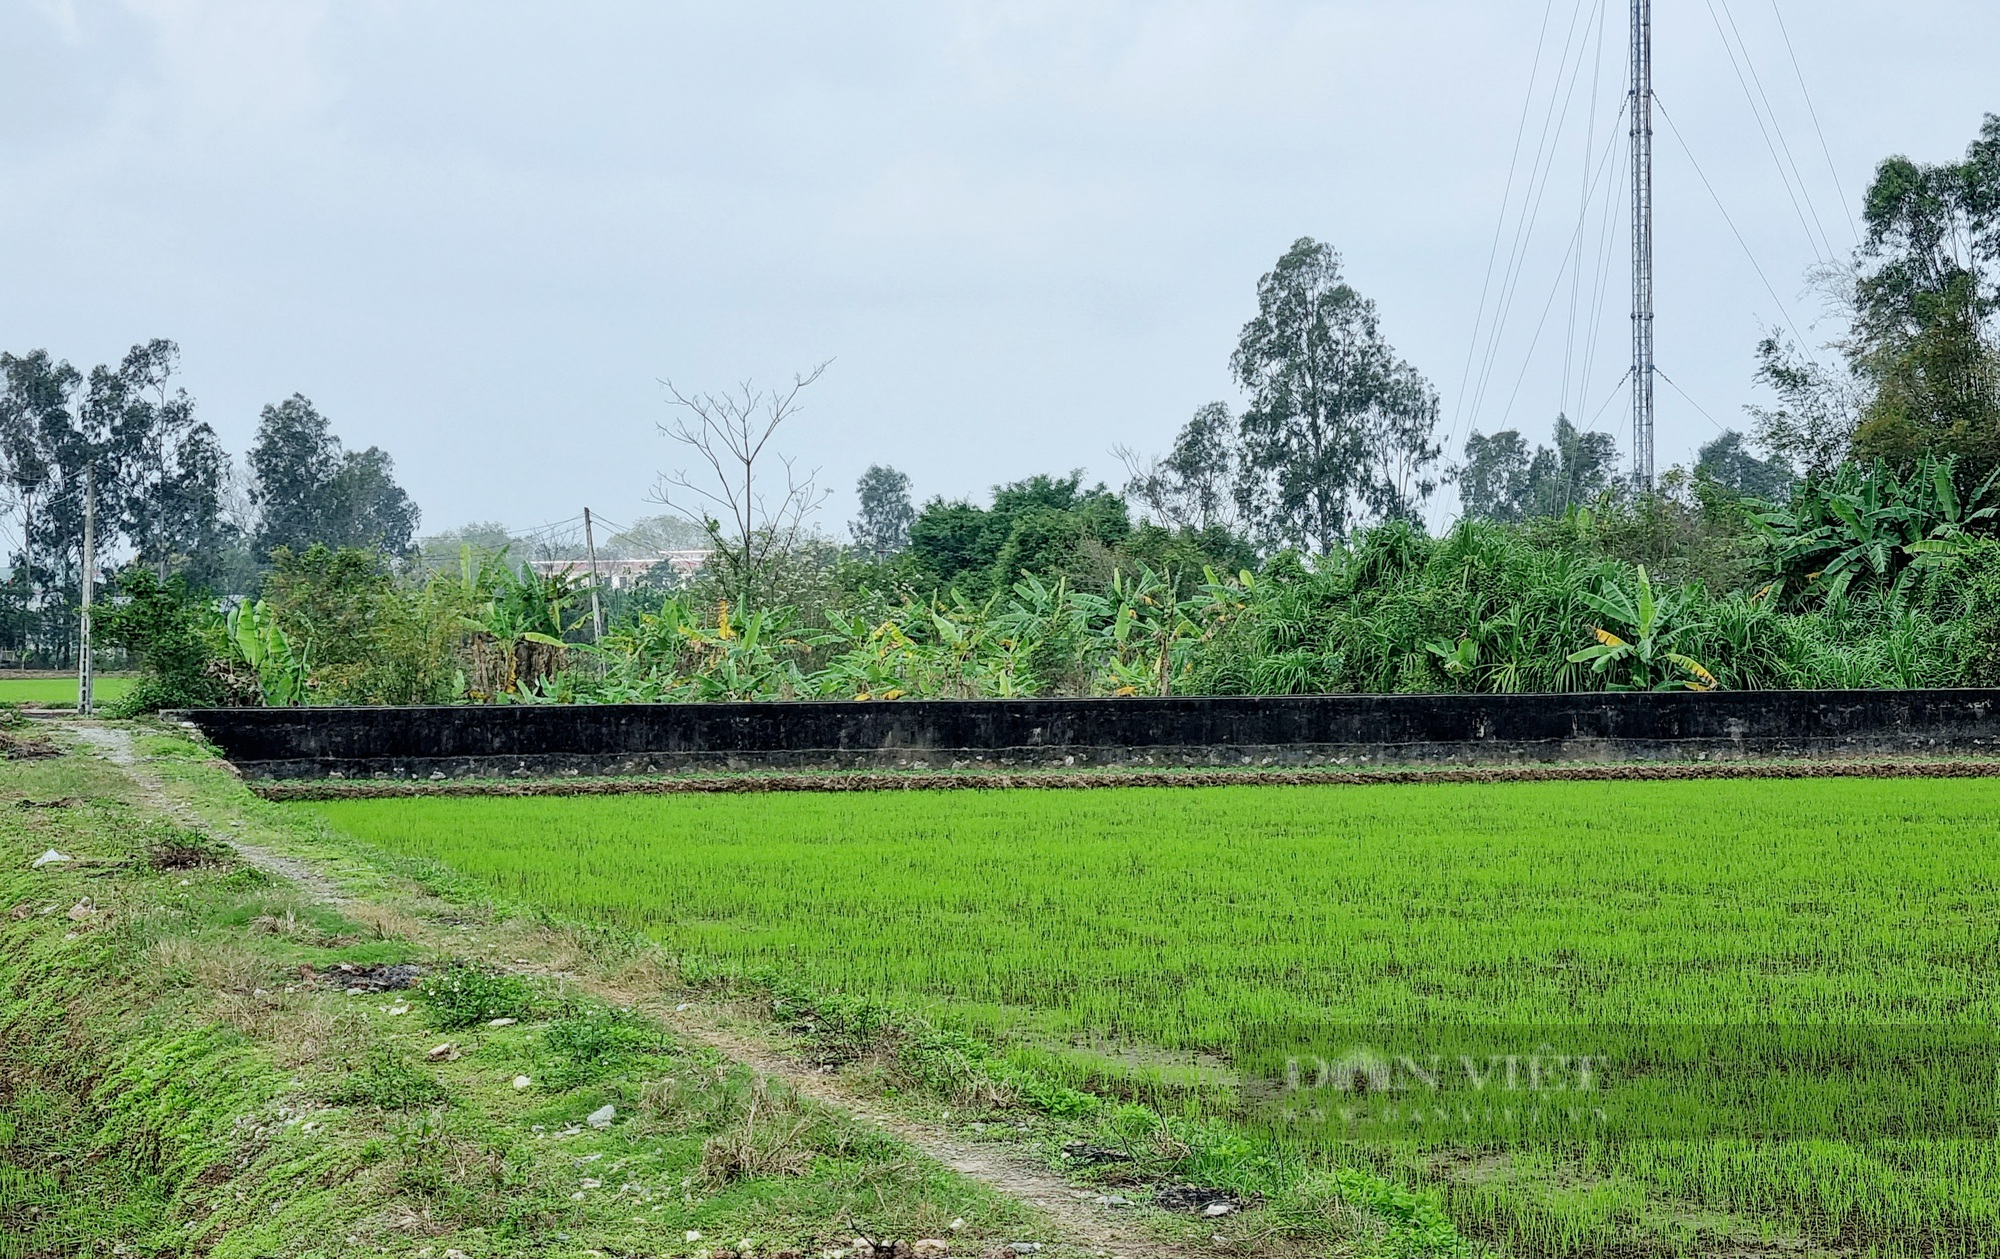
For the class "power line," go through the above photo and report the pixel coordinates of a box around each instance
[1702,0,1835,263]
[1656,366,1731,434]
[1580,366,1635,434]
[1465,0,1608,438]
[1560,0,1615,421]
[1768,0,1859,248]
[1654,95,1815,355]
[1452,0,1564,441]
[1495,95,1633,430]
[1577,108,1629,427]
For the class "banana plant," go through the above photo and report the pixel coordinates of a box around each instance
[1754,455,1997,604]
[1567,565,1718,691]
[1424,635,1479,683]
[1075,565,1203,696]
[226,599,309,706]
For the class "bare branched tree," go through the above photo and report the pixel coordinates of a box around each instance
[651,362,832,615]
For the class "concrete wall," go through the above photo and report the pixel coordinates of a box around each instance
[170,690,2000,780]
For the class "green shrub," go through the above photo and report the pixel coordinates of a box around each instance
[95,568,225,714]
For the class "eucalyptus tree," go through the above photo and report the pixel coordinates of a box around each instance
[248,394,420,559]
[1847,113,2000,480]
[1229,238,1441,553]
[1118,401,1243,532]
[0,339,232,652]
[1455,415,1619,522]
[850,464,915,559]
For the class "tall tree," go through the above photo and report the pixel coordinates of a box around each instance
[1118,401,1243,532]
[109,341,234,578]
[850,464,915,559]
[248,394,419,558]
[1848,114,2000,479]
[1696,430,1793,501]
[1454,416,1618,522]
[1230,238,1441,552]
[652,364,831,614]
[1523,415,1619,517]
[0,339,235,651]
[1746,328,1858,480]
[1455,428,1533,523]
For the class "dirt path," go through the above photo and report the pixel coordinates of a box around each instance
[70,723,352,906]
[71,719,1195,1259]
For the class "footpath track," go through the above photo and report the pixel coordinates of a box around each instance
[70,719,1206,1259]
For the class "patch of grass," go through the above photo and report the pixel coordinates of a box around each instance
[142,819,232,871]
[324,1046,452,1109]
[540,1003,669,1089]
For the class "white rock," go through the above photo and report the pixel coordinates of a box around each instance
[31,849,70,868]
[685,1230,702,1243]
[586,1103,616,1129]
[948,1219,965,1233]
[1203,1203,1234,1217]
[487,1017,518,1028]
[513,1075,532,1090]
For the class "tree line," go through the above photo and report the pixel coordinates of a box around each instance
[0,342,418,665]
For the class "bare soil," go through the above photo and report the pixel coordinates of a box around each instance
[251,755,2000,800]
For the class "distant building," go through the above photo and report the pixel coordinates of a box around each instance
[528,550,709,591]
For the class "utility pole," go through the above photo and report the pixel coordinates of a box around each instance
[1629,0,1656,491]
[20,488,32,673]
[77,469,94,715]
[582,507,605,645]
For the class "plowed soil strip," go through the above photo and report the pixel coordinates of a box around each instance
[251,757,2000,799]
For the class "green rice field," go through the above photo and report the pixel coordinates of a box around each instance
[299,779,2000,1255]
[0,675,135,706]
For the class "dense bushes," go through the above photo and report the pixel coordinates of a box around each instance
[98,461,2000,710]
[95,570,227,715]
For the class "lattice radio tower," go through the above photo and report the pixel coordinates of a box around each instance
[1629,0,1656,489]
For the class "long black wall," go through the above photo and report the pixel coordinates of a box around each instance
[169,690,2000,780]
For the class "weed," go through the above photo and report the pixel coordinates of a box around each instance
[698,1077,817,1189]
[326,1047,451,1110]
[414,964,537,1029]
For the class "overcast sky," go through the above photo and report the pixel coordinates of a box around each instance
[4,1,1996,541]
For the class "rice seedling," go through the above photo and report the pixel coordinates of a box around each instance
[298,779,2000,1255]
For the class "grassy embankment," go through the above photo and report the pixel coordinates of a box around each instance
[0,729,1029,1259]
[297,780,2000,1258]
